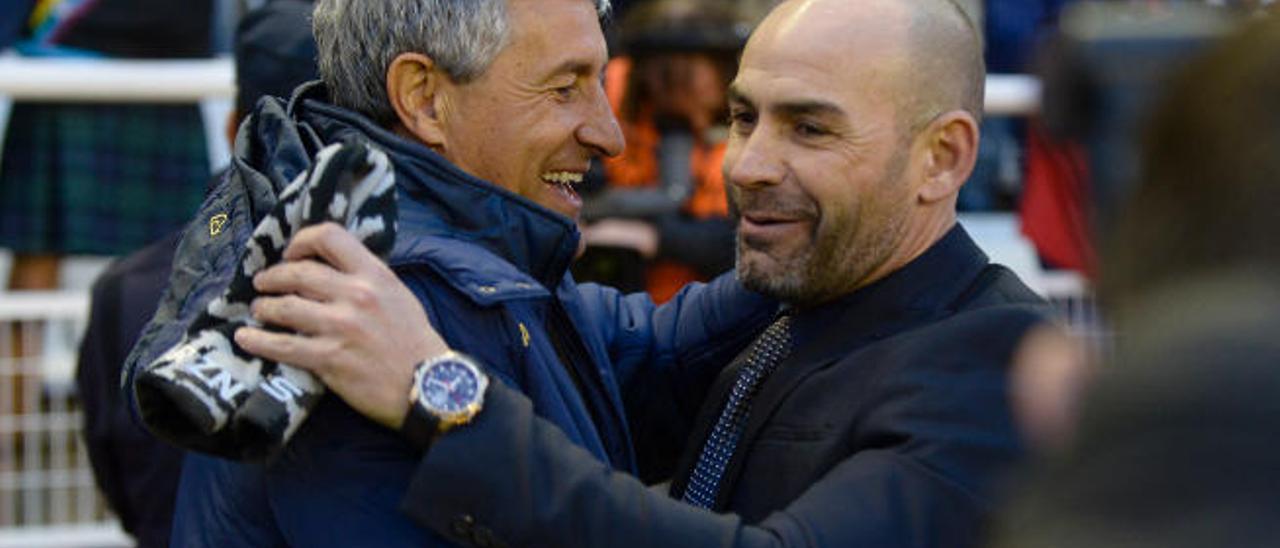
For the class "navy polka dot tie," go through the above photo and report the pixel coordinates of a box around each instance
[682,315,793,509]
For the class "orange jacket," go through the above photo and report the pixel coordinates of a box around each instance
[601,57,731,303]
[603,57,729,220]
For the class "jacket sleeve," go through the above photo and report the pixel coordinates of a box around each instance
[400,378,1009,548]
[577,272,776,481]
[400,308,1041,548]
[401,381,804,548]
[579,271,774,381]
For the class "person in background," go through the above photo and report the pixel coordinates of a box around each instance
[577,0,749,302]
[238,1,1051,546]
[0,0,215,291]
[75,2,318,545]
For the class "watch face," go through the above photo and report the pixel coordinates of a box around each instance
[420,360,482,414]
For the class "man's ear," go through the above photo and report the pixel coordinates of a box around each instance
[916,110,979,204]
[387,52,448,149]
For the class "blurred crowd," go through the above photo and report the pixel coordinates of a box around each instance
[2,0,1280,546]
[0,0,1093,296]
[7,0,1271,294]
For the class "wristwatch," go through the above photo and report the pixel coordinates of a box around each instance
[400,351,489,451]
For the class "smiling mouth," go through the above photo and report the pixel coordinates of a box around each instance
[737,209,817,248]
[541,171,584,195]
[539,171,587,216]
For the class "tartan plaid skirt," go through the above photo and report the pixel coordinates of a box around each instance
[0,102,209,255]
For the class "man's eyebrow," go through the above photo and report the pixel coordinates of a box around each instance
[727,85,753,108]
[775,100,845,119]
[546,59,601,80]
[728,86,845,119]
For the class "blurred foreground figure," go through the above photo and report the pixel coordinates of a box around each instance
[992,12,1280,548]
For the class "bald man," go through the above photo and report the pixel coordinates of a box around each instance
[238,0,1048,546]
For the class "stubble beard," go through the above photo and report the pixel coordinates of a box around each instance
[736,210,906,307]
[736,228,817,304]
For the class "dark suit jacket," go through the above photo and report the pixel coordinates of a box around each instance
[402,226,1048,548]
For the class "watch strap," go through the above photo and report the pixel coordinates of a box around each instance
[400,393,440,452]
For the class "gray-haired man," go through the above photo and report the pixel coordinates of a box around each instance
[158,0,773,545]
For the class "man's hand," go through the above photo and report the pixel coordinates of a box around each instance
[234,223,450,429]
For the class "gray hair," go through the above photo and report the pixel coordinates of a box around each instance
[313,0,612,126]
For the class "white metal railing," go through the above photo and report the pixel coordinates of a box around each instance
[0,55,1041,173]
[984,74,1042,116]
[0,293,90,321]
[0,290,129,547]
[0,55,235,172]
[0,57,234,102]
[0,56,1041,113]
[0,524,130,548]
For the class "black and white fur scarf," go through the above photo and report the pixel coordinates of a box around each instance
[136,142,397,460]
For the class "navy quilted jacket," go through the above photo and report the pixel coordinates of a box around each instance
[124,82,774,547]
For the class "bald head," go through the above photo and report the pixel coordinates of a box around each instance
[902,0,986,127]
[752,0,985,134]
[726,0,986,302]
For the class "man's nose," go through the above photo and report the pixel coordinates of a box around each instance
[725,130,784,190]
[577,82,625,158]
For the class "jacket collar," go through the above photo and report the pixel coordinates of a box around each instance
[787,223,990,364]
[249,82,581,289]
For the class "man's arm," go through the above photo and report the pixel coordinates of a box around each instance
[402,381,803,548]
[399,373,1001,548]
[399,311,1037,548]
[578,273,772,386]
